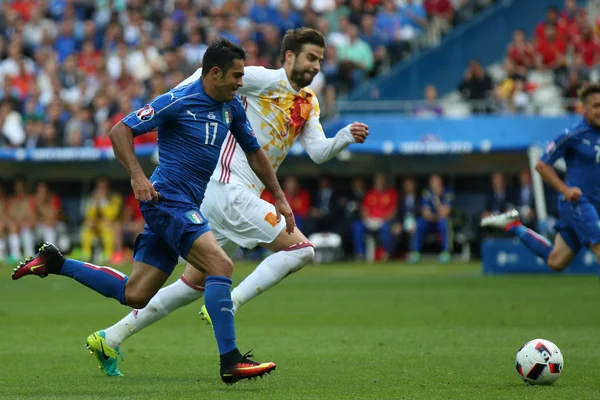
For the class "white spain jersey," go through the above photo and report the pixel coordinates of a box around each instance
[178,67,322,196]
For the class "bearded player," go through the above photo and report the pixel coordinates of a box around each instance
[88,28,370,376]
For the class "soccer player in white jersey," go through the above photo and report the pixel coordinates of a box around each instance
[91,28,370,376]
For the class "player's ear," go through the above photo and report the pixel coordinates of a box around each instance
[211,67,223,80]
[285,50,295,64]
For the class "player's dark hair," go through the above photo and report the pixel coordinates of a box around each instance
[280,28,326,63]
[579,84,600,103]
[201,38,247,77]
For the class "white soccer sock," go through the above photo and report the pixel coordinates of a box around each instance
[104,276,205,349]
[0,237,6,259]
[21,228,35,257]
[41,225,57,245]
[231,244,314,313]
[8,233,21,258]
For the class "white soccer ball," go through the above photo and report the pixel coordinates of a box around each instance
[515,339,563,385]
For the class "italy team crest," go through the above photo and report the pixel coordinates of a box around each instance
[222,108,232,126]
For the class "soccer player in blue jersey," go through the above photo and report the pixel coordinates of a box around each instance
[481,84,600,271]
[12,39,294,384]
[409,174,454,264]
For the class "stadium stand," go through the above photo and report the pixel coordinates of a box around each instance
[0,0,593,264]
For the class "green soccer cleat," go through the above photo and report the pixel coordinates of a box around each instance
[85,330,124,377]
[408,251,421,264]
[439,251,451,264]
[199,304,213,328]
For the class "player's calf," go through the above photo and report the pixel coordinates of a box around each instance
[545,249,571,272]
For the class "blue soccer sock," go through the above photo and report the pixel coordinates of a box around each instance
[60,259,128,304]
[205,276,237,355]
[506,222,552,262]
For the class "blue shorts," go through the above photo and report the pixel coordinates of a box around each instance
[554,195,600,253]
[133,182,211,275]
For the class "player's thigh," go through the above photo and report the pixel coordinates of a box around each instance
[125,260,170,308]
[185,231,233,278]
[547,233,577,271]
[182,229,239,287]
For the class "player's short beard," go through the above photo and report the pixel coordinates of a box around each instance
[291,62,314,89]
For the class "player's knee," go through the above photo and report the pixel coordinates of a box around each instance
[547,252,568,272]
[286,245,315,274]
[210,255,234,278]
[298,245,315,265]
[124,287,153,309]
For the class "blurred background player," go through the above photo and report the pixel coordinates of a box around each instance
[80,176,123,263]
[482,84,600,273]
[120,191,145,257]
[33,181,70,252]
[7,177,36,262]
[410,174,454,264]
[352,173,398,261]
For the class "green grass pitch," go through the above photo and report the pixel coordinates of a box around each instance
[1,261,600,399]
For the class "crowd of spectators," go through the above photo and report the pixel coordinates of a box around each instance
[0,168,542,264]
[0,0,494,149]
[456,0,594,115]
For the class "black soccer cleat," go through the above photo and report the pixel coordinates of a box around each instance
[220,351,276,385]
[12,242,65,280]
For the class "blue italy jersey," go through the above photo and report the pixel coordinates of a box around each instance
[122,79,261,205]
[540,118,600,205]
[421,189,454,215]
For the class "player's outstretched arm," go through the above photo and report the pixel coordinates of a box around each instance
[246,149,296,234]
[299,97,369,164]
[109,121,158,203]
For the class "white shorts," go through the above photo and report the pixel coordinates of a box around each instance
[201,179,286,256]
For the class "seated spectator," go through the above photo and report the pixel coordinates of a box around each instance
[560,0,586,30]
[409,174,453,264]
[425,0,454,35]
[563,70,583,112]
[398,0,428,41]
[360,14,388,77]
[574,25,599,69]
[516,168,536,228]
[80,176,122,262]
[458,60,493,113]
[309,175,340,235]
[506,29,535,73]
[482,172,512,218]
[535,24,567,72]
[336,176,366,257]
[413,84,443,118]
[33,181,69,251]
[336,23,374,92]
[375,0,410,65]
[391,177,419,256]
[118,192,146,263]
[7,177,36,262]
[352,173,398,261]
[0,98,25,147]
[535,6,568,42]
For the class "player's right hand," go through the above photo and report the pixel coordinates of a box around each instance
[274,196,296,234]
[131,173,159,203]
[563,186,582,202]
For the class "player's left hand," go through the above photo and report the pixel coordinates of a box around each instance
[274,196,296,234]
[350,122,369,143]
